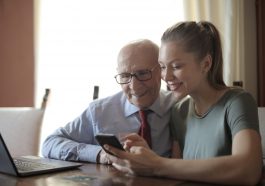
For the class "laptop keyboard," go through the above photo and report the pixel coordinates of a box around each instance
[14,159,57,172]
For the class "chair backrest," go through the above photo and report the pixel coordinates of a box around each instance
[258,107,265,160]
[0,89,50,157]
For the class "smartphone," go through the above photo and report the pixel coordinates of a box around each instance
[95,133,125,155]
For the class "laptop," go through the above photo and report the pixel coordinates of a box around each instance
[0,133,83,176]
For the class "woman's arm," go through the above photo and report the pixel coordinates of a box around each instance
[106,129,262,185]
[157,129,262,185]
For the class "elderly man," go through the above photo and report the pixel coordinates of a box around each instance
[42,39,176,164]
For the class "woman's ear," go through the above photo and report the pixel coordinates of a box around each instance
[201,54,212,73]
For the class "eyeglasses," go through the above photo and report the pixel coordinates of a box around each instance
[114,65,159,84]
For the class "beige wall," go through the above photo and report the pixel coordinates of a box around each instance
[0,0,34,107]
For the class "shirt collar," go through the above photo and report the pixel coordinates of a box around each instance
[123,92,164,117]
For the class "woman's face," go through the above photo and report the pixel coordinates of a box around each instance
[158,41,209,99]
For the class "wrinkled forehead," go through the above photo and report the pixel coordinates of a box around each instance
[117,45,158,73]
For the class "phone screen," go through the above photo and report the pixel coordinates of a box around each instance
[95,133,125,155]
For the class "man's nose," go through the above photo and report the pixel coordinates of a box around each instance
[129,75,142,89]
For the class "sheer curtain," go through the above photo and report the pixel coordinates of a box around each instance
[35,0,184,146]
[183,0,257,99]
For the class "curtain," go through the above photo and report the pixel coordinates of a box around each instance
[183,0,257,100]
[256,0,265,106]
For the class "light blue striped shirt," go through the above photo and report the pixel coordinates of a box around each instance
[42,90,176,163]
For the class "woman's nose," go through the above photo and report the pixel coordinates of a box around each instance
[162,68,174,81]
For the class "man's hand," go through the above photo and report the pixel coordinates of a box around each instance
[96,149,112,164]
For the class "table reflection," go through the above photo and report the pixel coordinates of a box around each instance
[0,163,264,186]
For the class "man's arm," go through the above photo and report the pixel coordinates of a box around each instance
[41,108,102,163]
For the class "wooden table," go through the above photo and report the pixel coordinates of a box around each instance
[0,163,264,186]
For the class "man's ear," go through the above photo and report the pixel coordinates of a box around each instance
[201,54,212,73]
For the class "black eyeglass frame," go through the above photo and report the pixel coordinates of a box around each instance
[114,64,159,84]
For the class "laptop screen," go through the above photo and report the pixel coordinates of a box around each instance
[0,133,82,177]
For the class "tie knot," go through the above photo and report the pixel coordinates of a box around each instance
[139,110,147,121]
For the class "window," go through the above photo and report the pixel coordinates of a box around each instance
[35,0,184,134]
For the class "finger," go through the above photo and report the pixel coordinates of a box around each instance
[108,155,128,168]
[104,153,116,164]
[123,140,135,150]
[104,144,127,158]
[124,139,149,149]
[105,150,119,159]
[129,146,144,154]
[112,163,129,173]
[112,163,134,175]
[125,133,142,141]
[106,158,112,165]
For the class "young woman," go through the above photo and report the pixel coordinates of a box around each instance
[105,21,262,186]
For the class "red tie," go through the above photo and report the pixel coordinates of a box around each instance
[138,110,152,148]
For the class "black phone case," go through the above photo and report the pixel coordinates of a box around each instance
[95,134,124,155]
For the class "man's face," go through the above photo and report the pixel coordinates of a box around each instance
[117,47,161,109]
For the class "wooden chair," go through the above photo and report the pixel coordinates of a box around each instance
[0,89,50,157]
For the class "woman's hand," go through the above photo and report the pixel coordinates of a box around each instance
[105,144,162,176]
[122,133,150,151]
